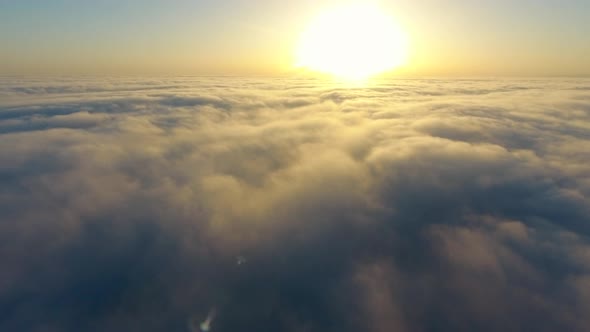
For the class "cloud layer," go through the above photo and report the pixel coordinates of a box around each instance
[1,77,590,332]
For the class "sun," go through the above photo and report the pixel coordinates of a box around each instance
[296,3,408,81]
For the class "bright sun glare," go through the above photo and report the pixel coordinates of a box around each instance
[296,3,409,80]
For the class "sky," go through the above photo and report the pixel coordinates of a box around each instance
[1,0,589,76]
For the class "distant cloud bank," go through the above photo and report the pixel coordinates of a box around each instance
[1,77,589,332]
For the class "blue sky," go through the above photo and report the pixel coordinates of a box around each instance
[1,0,589,76]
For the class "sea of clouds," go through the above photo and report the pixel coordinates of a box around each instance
[1,77,589,332]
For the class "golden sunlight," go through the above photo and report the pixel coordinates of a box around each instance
[296,3,409,80]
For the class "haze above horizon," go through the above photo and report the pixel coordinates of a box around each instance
[1,0,589,77]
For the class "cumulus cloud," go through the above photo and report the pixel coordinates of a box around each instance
[0,77,589,331]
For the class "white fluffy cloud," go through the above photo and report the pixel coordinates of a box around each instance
[0,77,589,331]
